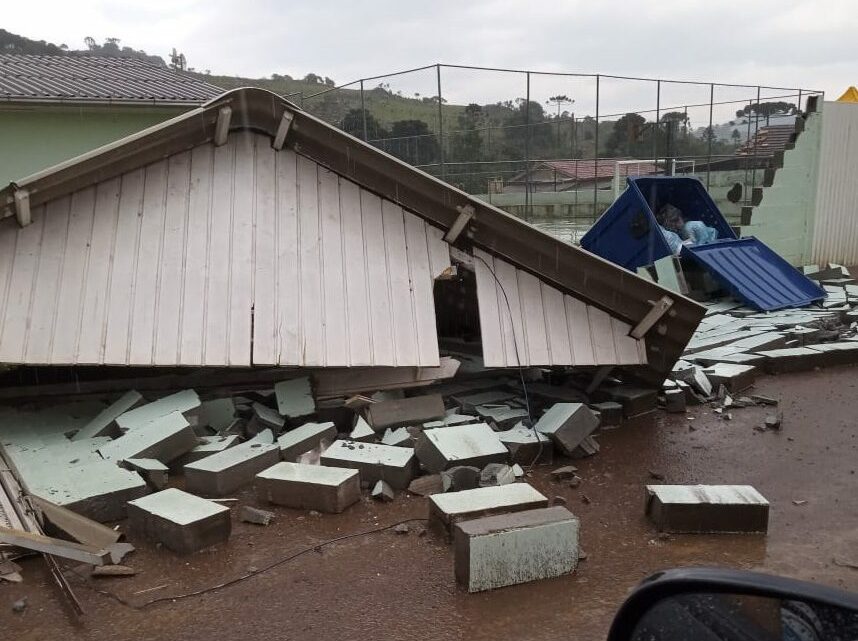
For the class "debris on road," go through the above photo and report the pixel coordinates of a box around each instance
[646,485,770,533]
[239,506,276,526]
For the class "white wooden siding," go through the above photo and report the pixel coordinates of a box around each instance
[812,101,858,265]
[474,249,647,367]
[0,132,449,367]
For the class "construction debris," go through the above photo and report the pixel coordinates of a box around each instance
[440,466,481,492]
[349,417,377,442]
[115,390,201,431]
[277,422,337,461]
[478,463,515,487]
[0,525,110,565]
[534,403,600,457]
[91,564,137,577]
[499,424,552,464]
[239,505,276,526]
[645,485,770,533]
[127,488,231,554]
[408,474,444,496]
[121,458,169,490]
[274,377,315,419]
[371,480,395,502]
[415,423,508,473]
[365,394,445,430]
[73,390,143,441]
[256,462,360,513]
[184,430,280,497]
[98,411,197,464]
[428,483,549,535]
[453,506,579,592]
[321,441,417,489]
[29,495,122,549]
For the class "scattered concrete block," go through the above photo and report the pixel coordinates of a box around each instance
[474,405,529,430]
[676,365,713,397]
[349,416,377,442]
[365,394,445,430]
[415,423,508,473]
[408,474,444,496]
[184,430,280,497]
[702,363,756,393]
[179,435,240,466]
[806,342,858,367]
[98,411,197,464]
[451,389,519,413]
[256,461,360,513]
[479,463,515,487]
[645,485,769,533]
[512,464,524,478]
[372,479,395,502]
[428,483,549,535]
[765,413,782,429]
[596,386,658,417]
[240,505,275,525]
[274,377,315,419]
[571,435,599,459]
[72,390,143,441]
[381,427,412,447]
[534,403,599,456]
[441,465,481,492]
[320,440,417,489]
[115,389,200,431]
[453,506,579,592]
[121,458,169,490]
[756,347,822,374]
[498,423,552,465]
[590,401,623,427]
[249,403,286,435]
[127,488,231,554]
[664,388,687,413]
[198,398,236,432]
[277,422,337,462]
[424,413,480,429]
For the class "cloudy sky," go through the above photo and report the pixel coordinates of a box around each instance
[4,0,856,119]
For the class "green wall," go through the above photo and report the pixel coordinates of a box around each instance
[0,104,188,187]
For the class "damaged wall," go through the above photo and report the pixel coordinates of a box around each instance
[0,131,450,368]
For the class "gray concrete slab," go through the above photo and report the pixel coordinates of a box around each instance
[645,484,769,533]
[454,506,579,592]
[198,398,236,432]
[365,394,445,430]
[428,483,549,534]
[702,363,757,393]
[127,488,230,554]
[274,377,315,418]
[256,462,360,513]
[414,423,508,473]
[474,405,529,430]
[277,422,337,462]
[534,403,600,456]
[98,411,198,464]
[72,390,143,441]
[497,423,551,465]
[122,458,169,490]
[178,435,240,466]
[115,389,200,431]
[320,440,417,489]
[184,430,280,497]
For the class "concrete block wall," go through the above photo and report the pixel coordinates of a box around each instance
[739,109,823,266]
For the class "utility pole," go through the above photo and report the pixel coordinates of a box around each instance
[547,95,574,156]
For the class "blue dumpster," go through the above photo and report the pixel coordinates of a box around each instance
[580,176,825,311]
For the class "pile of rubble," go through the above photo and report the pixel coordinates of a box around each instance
[658,264,858,416]
[1,368,633,593]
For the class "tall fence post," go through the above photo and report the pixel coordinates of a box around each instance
[751,86,761,195]
[436,64,446,181]
[706,83,714,190]
[360,80,368,141]
[654,80,661,173]
[525,71,531,220]
[593,74,600,222]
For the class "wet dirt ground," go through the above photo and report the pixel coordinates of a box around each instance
[2,366,858,641]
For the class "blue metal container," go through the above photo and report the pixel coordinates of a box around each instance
[580,176,825,311]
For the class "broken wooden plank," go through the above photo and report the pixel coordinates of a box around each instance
[0,526,110,565]
[630,296,674,339]
[28,495,122,549]
[313,357,460,399]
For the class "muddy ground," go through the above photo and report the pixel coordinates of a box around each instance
[2,366,858,641]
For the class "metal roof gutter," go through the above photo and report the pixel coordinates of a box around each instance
[0,86,704,383]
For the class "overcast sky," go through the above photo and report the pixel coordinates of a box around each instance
[5,0,856,119]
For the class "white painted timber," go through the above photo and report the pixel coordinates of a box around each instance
[473,249,647,367]
[0,132,450,367]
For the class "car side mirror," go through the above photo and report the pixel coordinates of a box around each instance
[608,568,858,641]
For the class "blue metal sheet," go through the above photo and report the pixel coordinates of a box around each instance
[684,237,827,311]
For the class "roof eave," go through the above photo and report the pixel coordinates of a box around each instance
[0,96,211,108]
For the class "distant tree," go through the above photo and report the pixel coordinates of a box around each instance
[324,76,335,86]
[303,73,323,84]
[450,104,484,163]
[701,126,716,143]
[341,108,387,141]
[84,36,97,50]
[386,119,439,165]
[605,112,647,157]
[735,102,798,126]
[731,128,742,145]
[499,99,553,159]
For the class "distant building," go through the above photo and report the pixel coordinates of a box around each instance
[0,54,223,185]
[505,159,658,192]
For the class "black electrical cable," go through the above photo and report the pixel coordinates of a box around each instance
[471,254,543,472]
[72,518,428,610]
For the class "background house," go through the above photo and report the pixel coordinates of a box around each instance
[0,54,223,186]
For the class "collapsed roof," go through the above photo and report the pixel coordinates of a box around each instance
[0,87,704,381]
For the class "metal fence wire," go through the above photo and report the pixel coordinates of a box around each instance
[295,64,822,229]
